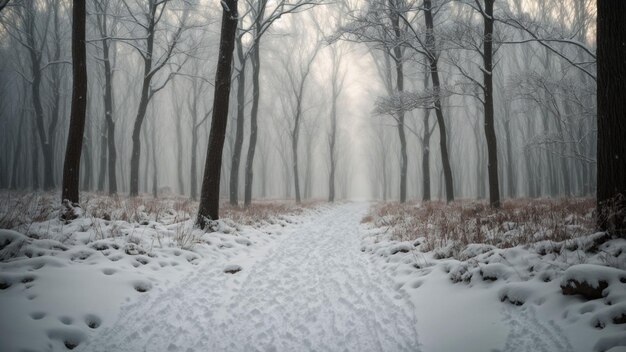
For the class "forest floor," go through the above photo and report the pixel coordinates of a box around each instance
[0,194,625,352]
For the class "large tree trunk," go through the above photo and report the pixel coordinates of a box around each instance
[596,0,626,236]
[81,117,92,191]
[196,0,238,225]
[230,35,246,206]
[61,0,88,204]
[482,0,501,208]
[424,0,454,202]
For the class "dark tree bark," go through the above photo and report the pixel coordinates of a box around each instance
[481,0,501,207]
[503,118,515,198]
[81,117,92,190]
[31,123,40,190]
[196,0,238,226]
[151,122,158,198]
[61,0,88,204]
[129,3,156,196]
[99,9,118,195]
[596,0,626,236]
[97,119,107,191]
[424,0,454,202]
[230,34,246,205]
[421,108,431,202]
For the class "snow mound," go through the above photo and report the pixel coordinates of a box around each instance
[561,264,626,301]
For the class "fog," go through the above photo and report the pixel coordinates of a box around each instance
[0,0,596,203]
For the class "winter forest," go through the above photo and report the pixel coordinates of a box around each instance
[0,0,625,351]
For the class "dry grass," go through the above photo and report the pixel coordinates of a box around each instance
[0,191,314,230]
[220,201,317,226]
[364,198,595,256]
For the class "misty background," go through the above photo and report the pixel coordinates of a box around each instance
[0,0,596,203]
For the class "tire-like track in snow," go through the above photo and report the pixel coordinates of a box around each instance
[81,203,421,352]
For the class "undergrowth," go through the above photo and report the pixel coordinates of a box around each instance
[0,191,312,231]
[363,198,596,257]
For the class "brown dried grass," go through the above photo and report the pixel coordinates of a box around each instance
[364,198,595,254]
[0,191,314,229]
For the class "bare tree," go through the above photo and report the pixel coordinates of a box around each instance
[93,0,119,194]
[281,39,321,203]
[196,0,238,225]
[327,45,346,202]
[1,0,70,191]
[229,25,247,206]
[242,0,321,207]
[127,0,188,196]
[61,0,88,204]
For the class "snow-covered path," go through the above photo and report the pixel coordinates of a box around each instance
[81,203,421,352]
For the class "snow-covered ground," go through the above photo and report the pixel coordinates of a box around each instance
[1,200,625,351]
[363,205,626,352]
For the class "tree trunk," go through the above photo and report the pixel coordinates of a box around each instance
[97,119,107,191]
[190,124,199,200]
[31,122,40,190]
[61,0,88,204]
[99,8,118,195]
[328,85,337,202]
[129,4,157,197]
[81,117,92,191]
[175,109,185,196]
[196,0,238,225]
[424,0,454,202]
[390,0,407,203]
[244,42,261,207]
[596,0,626,236]
[504,119,515,198]
[230,35,246,206]
[292,106,302,204]
[422,108,431,202]
[152,124,158,199]
[482,0,501,208]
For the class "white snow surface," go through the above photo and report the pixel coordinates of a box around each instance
[80,202,420,352]
[2,202,626,352]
